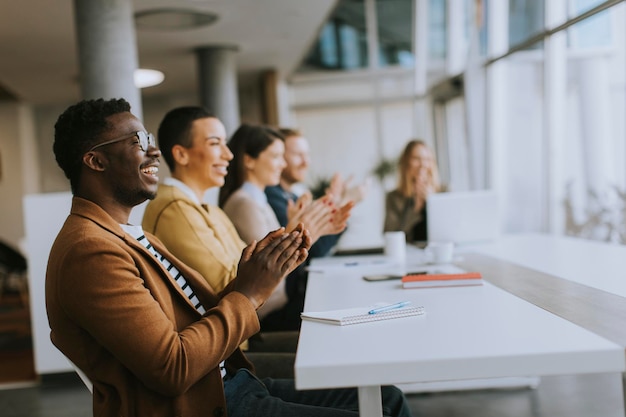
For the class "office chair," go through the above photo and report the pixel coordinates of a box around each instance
[66,357,93,393]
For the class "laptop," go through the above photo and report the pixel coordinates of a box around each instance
[426,190,499,245]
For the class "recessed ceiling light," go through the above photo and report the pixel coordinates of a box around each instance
[135,8,219,30]
[134,69,165,89]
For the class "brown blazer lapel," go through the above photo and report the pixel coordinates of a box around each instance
[71,196,221,313]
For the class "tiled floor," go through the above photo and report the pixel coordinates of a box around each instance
[0,372,623,417]
[406,373,624,417]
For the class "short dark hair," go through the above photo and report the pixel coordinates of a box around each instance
[53,98,131,193]
[157,106,216,172]
[218,123,284,207]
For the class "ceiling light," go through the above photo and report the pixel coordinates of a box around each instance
[134,69,165,89]
[135,8,219,30]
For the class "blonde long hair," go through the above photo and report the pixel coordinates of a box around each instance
[397,139,441,198]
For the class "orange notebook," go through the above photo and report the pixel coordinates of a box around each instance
[402,269,483,289]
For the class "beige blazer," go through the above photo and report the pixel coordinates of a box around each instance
[221,187,288,318]
[143,184,246,293]
[221,187,281,244]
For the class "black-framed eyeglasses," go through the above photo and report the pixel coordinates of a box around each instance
[89,131,156,153]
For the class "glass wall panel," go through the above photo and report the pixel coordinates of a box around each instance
[427,1,487,192]
[478,0,488,56]
[500,41,545,233]
[376,0,414,67]
[428,0,447,63]
[569,0,611,17]
[508,0,544,47]
[443,96,471,191]
[567,5,612,49]
[561,2,626,242]
[301,0,417,72]
[300,0,369,71]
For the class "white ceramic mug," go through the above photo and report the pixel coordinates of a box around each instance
[426,241,454,264]
[384,231,406,264]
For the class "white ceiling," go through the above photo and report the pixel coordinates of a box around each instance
[0,0,337,104]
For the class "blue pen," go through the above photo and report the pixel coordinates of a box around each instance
[368,301,411,315]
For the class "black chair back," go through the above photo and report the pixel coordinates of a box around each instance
[0,241,27,273]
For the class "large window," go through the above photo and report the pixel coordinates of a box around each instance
[508,0,544,47]
[561,4,626,242]
[500,42,546,233]
[376,0,414,67]
[289,0,626,246]
[428,0,447,63]
[570,0,613,16]
[300,0,442,72]
[302,0,369,71]
[442,0,626,240]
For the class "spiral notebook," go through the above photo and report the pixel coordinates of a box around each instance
[300,303,425,326]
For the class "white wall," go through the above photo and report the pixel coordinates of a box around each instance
[0,102,40,251]
[34,104,76,193]
[289,70,423,248]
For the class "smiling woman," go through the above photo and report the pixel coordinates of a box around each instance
[142,107,242,295]
[218,124,287,244]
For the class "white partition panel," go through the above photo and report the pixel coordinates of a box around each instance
[23,192,146,374]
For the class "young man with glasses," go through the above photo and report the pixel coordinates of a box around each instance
[46,98,412,417]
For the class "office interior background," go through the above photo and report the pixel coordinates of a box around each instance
[0,0,625,384]
[1,0,625,256]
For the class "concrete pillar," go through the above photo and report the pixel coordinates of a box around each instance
[196,46,240,135]
[73,0,142,119]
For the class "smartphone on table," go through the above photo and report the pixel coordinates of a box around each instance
[362,271,427,282]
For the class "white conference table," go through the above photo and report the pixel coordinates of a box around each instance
[456,233,626,399]
[295,248,625,417]
[466,232,626,298]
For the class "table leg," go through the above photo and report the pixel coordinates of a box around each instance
[622,373,626,416]
[358,385,383,417]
